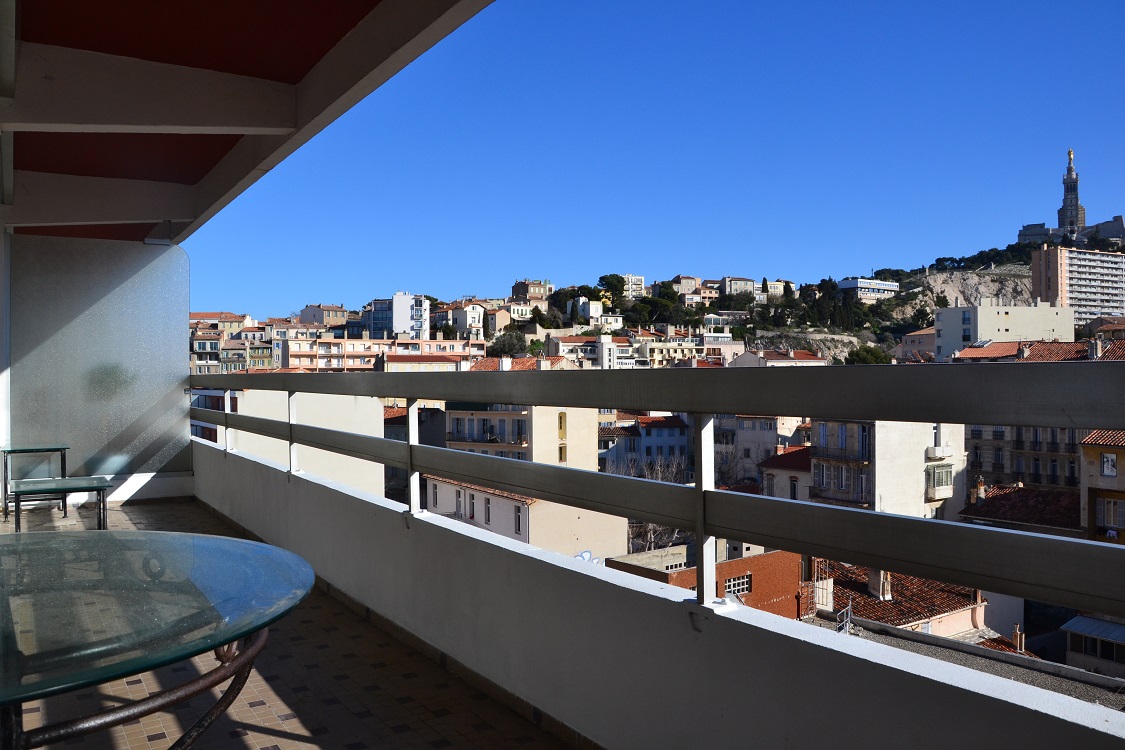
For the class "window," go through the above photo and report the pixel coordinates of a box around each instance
[558,412,567,439]
[725,574,751,596]
[927,464,953,488]
[1097,498,1125,529]
[765,474,775,496]
[646,446,652,457]
[837,424,847,450]
[743,448,751,459]
[816,463,828,488]
[469,495,476,519]
[1103,453,1119,478]
[790,477,799,500]
[818,422,827,447]
[559,445,567,464]
[515,505,522,534]
[485,498,491,524]
[432,484,438,509]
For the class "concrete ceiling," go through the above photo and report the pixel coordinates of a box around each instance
[0,0,492,245]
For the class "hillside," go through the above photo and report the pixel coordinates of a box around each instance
[875,264,1033,328]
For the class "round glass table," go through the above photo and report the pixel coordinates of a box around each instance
[0,530,314,749]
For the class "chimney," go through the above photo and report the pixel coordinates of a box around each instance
[537,355,550,371]
[868,569,892,601]
[1012,623,1026,653]
[775,443,786,455]
[499,356,512,371]
[975,476,986,503]
[788,348,796,359]
[1018,344,1031,359]
[1089,337,1104,360]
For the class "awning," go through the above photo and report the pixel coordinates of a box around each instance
[1061,615,1125,644]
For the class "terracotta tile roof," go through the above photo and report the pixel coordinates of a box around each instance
[906,327,935,335]
[1095,323,1125,333]
[635,415,688,429]
[599,425,639,438]
[190,311,245,321]
[796,421,812,430]
[826,562,980,627]
[422,475,537,505]
[311,304,346,311]
[384,354,461,364]
[470,357,567,371]
[383,407,408,420]
[758,446,811,472]
[959,485,1081,531]
[240,326,265,332]
[977,637,1041,658]
[1098,341,1125,361]
[1083,430,1125,448]
[953,341,1022,360]
[1017,341,1089,362]
[754,349,825,361]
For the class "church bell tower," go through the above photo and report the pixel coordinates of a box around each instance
[1057,148,1086,236]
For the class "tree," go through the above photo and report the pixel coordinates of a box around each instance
[598,274,626,307]
[934,292,950,308]
[528,338,544,357]
[486,331,527,357]
[482,310,492,340]
[844,344,893,365]
[783,281,795,300]
[761,277,769,295]
[438,323,457,339]
[911,306,934,328]
[530,305,549,328]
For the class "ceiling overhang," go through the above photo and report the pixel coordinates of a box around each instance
[0,0,493,245]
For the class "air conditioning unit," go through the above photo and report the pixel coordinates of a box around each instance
[925,445,953,460]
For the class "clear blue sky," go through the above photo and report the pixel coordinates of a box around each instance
[184,0,1125,317]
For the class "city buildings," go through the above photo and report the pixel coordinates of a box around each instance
[363,292,430,340]
[622,273,646,300]
[511,278,554,301]
[1031,244,1125,325]
[934,298,1074,361]
[730,348,827,367]
[299,303,348,327]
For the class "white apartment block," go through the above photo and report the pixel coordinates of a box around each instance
[365,292,430,340]
[546,335,650,369]
[1032,244,1125,325]
[933,298,1074,361]
[838,277,900,304]
[622,274,645,300]
[809,420,967,520]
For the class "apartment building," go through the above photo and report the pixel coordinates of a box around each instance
[809,420,967,520]
[1032,244,1125,325]
[546,334,649,369]
[934,298,1074,361]
[299,303,348,327]
[434,356,624,559]
[190,324,223,375]
[432,299,487,338]
[892,326,936,361]
[719,276,758,297]
[599,414,691,480]
[730,348,827,367]
[189,311,253,334]
[758,445,812,502]
[839,277,901,304]
[714,414,805,484]
[622,273,646,300]
[364,292,430,340]
[511,278,554,300]
[629,327,744,367]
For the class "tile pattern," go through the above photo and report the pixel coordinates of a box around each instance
[3,499,567,749]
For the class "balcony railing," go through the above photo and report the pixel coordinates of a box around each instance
[1011,439,1025,449]
[188,362,1125,744]
[1030,441,1044,451]
[807,486,869,506]
[447,431,528,446]
[1066,442,1079,454]
[809,445,870,462]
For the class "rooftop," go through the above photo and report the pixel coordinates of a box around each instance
[826,561,980,628]
[959,486,1082,531]
[758,445,812,473]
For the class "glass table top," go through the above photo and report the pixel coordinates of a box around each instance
[0,531,314,705]
[0,445,68,454]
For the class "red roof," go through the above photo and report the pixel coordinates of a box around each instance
[599,425,639,438]
[635,415,688,429]
[826,562,980,627]
[1017,341,1089,362]
[1095,323,1125,333]
[470,357,567,372]
[1083,430,1125,448]
[959,486,1081,531]
[384,355,461,364]
[190,311,245,321]
[758,446,811,473]
[976,637,1041,659]
[754,349,825,361]
[1099,341,1125,361]
[555,336,630,344]
[954,341,1022,360]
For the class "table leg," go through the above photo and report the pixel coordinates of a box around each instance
[2,454,8,522]
[99,489,106,530]
[12,500,19,534]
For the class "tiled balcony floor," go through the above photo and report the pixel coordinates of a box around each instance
[3,499,568,750]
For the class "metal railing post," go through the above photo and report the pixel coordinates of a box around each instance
[694,412,716,605]
[406,398,421,513]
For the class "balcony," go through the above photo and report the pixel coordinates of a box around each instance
[447,431,528,446]
[1047,442,1061,453]
[809,445,870,462]
[806,486,870,506]
[7,4,1125,741]
[1031,441,1044,451]
[1067,442,1079,454]
[1012,439,1025,450]
[991,462,1005,473]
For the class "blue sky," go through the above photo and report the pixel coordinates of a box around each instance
[184,1,1125,317]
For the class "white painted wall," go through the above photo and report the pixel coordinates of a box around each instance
[193,441,1125,749]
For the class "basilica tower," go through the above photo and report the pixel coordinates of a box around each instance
[1057,148,1086,236]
